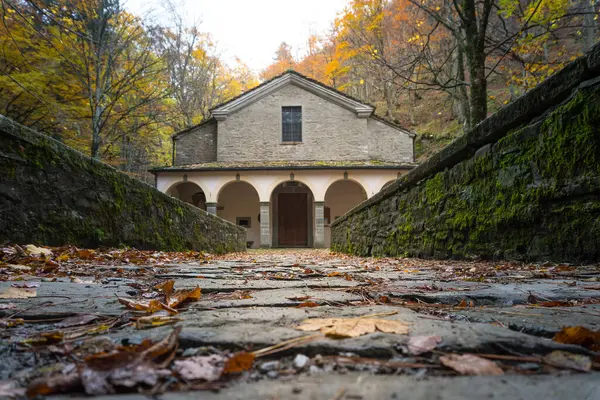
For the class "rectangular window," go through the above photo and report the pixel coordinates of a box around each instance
[282,106,302,142]
[236,217,251,228]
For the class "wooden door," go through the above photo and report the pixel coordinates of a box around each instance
[278,193,308,246]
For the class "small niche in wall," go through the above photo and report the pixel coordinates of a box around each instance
[236,217,251,228]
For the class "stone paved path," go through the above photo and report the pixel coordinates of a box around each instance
[1,249,599,399]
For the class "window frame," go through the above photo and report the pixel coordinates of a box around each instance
[281,106,302,143]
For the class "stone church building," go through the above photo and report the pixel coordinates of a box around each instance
[152,71,415,248]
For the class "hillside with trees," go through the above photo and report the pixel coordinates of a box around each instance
[0,0,597,174]
[261,0,597,159]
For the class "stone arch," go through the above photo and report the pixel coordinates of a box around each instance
[267,178,318,202]
[217,180,261,249]
[324,180,368,247]
[270,180,315,247]
[166,181,207,211]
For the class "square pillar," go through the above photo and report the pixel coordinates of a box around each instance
[260,202,271,248]
[206,202,217,215]
[314,201,325,248]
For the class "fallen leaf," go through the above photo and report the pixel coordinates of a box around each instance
[222,351,255,374]
[26,373,81,398]
[543,350,591,372]
[553,326,600,351]
[287,296,311,301]
[538,301,573,307]
[174,355,224,381]
[297,317,410,338]
[439,354,504,375]
[117,297,176,314]
[77,249,95,259]
[11,282,40,288]
[135,314,182,329]
[296,301,319,308]
[456,299,474,308]
[407,335,442,355]
[0,303,17,310]
[167,286,201,308]
[156,280,175,303]
[25,244,52,257]
[0,318,24,328]
[0,286,37,299]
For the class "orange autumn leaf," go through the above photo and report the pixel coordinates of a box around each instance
[296,301,319,308]
[157,280,175,302]
[222,351,255,374]
[167,286,201,308]
[117,297,177,314]
[553,326,600,351]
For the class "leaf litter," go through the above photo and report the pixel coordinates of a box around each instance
[1,247,599,396]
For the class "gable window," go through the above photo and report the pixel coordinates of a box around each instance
[282,106,302,142]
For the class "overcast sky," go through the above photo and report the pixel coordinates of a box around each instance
[125,0,348,73]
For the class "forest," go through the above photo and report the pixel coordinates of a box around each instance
[0,0,597,179]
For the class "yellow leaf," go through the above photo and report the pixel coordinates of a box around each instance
[297,317,409,338]
[0,287,37,299]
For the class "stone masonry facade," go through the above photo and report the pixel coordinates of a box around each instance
[172,76,414,165]
[174,120,217,165]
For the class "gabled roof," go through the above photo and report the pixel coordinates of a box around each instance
[210,70,374,120]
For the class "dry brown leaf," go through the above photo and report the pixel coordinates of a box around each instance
[222,351,255,374]
[0,286,37,299]
[553,326,600,351]
[296,301,319,308]
[167,286,201,308]
[135,314,182,329]
[297,317,409,338]
[117,297,177,314]
[543,350,592,372]
[539,301,573,307]
[407,335,442,355]
[26,372,81,398]
[440,354,504,375]
[157,280,175,302]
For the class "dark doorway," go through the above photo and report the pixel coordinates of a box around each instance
[277,193,308,246]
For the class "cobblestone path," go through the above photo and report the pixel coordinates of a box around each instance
[1,249,599,399]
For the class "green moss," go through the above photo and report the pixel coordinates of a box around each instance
[332,83,600,262]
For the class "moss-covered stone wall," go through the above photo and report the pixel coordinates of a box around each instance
[331,46,600,262]
[0,117,246,253]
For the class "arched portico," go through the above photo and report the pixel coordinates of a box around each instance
[324,180,368,247]
[166,182,207,211]
[217,181,261,248]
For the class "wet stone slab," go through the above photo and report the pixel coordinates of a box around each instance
[1,249,599,399]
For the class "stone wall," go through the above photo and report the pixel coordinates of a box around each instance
[217,84,414,163]
[0,117,246,253]
[174,120,217,165]
[331,46,600,262]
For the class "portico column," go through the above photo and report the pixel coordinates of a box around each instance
[314,201,325,248]
[260,202,271,248]
[206,202,217,215]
